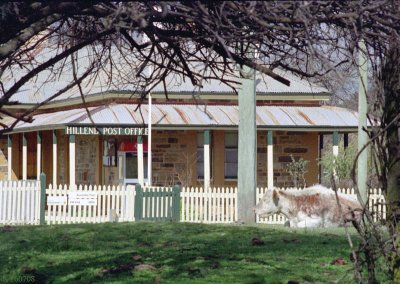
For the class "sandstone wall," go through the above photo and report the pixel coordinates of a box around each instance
[0,137,8,180]
[257,131,318,187]
[76,135,98,185]
[151,130,197,187]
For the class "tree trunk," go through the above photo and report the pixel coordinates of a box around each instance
[381,43,400,281]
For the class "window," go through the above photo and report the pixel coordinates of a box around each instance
[224,132,238,179]
[197,132,212,179]
[103,138,117,166]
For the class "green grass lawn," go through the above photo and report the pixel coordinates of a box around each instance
[0,222,375,283]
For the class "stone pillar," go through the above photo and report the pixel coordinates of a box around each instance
[37,132,41,180]
[7,135,12,181]
[238,63,257,223]
[333,131,339,179]
[22,133,27,180]
[69,134,76,187]
[204,130,211,189]
[267,130,274,189]
[53,130,57,187]
[137,135,144,185]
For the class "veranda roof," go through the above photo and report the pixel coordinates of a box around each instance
[9,103,361,133]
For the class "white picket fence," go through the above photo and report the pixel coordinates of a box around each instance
[0,180,41,225]
[180,187,237,223]
[45,184,136,224]
[180,186,386,225]
[0,181,388,226]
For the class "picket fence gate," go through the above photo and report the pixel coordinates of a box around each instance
[134,185,180,221]
[0,180,41,225]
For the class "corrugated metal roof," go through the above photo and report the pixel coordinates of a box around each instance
[10,103,360,132]
[150,69,329,95]
[3,47,329,105]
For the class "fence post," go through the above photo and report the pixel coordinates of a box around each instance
[134,184,143,221]
[172,184,181,222]
[40,173,46,225]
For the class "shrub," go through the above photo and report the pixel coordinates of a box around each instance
[286,155,309,187]
[319,142,357,187]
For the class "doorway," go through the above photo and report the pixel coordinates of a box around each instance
[118,151,148,185]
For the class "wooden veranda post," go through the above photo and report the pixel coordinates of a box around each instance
[7,135,11,181]
[69,134,76,187]
[267,130,274,189]
[52,130,57,187]
[137,135,144,185]
[333,131,340,180]
[204,130,211,190]
[37,132,41,181]
[22,133,27,180]
[333,131,339,157]
[40,173,46,225]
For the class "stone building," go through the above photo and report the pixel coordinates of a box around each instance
[0,70,359,188]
